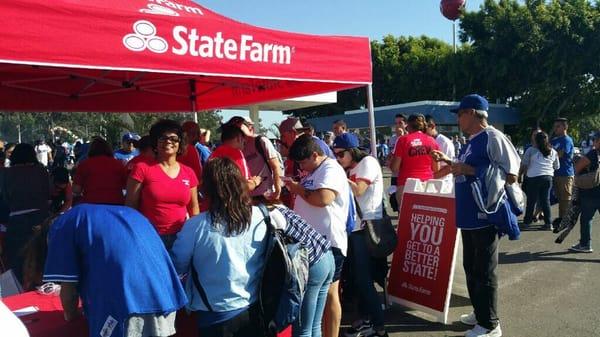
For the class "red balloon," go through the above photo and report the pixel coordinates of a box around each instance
[440,0,466,21]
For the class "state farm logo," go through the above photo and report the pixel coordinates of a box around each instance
[139,0,204,17]
[122,20,168,53]
[122,20,294,65]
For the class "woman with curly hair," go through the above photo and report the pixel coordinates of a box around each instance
[126,119,199,249]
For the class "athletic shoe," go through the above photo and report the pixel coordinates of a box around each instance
[541,223,553,231]
[344,320,374,337]
[363,331,389,337]
[569,243,593,253]
[460,312,477,326]
[465,324,502,337]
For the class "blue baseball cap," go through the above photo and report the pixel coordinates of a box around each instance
[450,94,489,113]
[122,132,141,143]
[333,133,359,149]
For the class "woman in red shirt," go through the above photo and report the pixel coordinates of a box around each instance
[73,137,127,205]
[126,119,200,249]
[390,114,440,209]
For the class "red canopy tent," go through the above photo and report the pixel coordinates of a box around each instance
[0,0,377,152]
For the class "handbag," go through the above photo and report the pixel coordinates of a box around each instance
[355,197,398,258]
[575,151,600,189]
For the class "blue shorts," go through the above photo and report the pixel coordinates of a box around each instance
[331,247,345,282]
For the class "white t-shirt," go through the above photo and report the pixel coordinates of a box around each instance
[522,147,560,177]
[0,301,30,337]
[35,144,52,166]
[349,156,383,226]
[435,133,455,183]
[293,158,349,255]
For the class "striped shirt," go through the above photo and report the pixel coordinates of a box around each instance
[271,205,331,266]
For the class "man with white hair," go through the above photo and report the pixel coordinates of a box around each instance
[433,94,520,337]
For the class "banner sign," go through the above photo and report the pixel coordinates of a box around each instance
[388,178,459,324]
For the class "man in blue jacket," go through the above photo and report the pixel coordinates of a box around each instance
[433,94,520,337]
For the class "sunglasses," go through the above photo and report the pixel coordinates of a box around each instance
[334,150,348,158]
[158,135,181,143]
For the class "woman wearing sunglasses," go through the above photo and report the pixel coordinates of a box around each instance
[332,133,388,337]
[126,119,200,250]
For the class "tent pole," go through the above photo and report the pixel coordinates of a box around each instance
[366,84,377,156]
[189,79,198,123]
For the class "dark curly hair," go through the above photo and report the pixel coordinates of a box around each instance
[10,143,39,166]
[202,157,252,236]
[149,119,186,155]
[88,136,113,157]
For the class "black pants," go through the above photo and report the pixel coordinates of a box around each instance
[197,305,264,337]
[462,226,499,330]
[524,175,552,225]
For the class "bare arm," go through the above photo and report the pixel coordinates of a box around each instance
[268,157,282,200]
[348,179,369,197]
[389,155,401,174]
[59,282,80,321]
[125,177,142,209]
[188,186,200,216]
[71,184,82,197]
[285,181,336,207]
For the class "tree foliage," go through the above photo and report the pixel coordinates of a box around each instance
[0,111,222,146]
[291,0,600,143]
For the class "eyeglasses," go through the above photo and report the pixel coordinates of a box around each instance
[334,150,348,158]
[158,135,180,143]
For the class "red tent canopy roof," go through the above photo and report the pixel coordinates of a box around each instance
[0,0,372,112]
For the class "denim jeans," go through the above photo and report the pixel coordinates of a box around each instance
[292,250,334,337]
[524,175,552,225]
[348,231,385,330]
[462,226,499,330]
[579,197,600,247]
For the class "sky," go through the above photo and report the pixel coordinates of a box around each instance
[193,0,486,134]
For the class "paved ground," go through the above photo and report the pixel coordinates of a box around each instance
[341,171,600,337]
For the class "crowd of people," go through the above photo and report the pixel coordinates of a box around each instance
[0,93,599,337]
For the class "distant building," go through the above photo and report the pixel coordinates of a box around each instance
[307,100,520,136]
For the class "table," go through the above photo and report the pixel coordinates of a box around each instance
[3,292,291,337]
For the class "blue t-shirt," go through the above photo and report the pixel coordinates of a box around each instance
[114,149,139,164]
[313,136,334,159]
[454,127,521,230]
[551,135,574,176]
[195,143,212,165]
[43,204,187,337]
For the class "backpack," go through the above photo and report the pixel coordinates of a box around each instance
[257,204,309,336]
[255,136,284,176]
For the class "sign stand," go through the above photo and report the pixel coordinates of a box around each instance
[387,178,460,324]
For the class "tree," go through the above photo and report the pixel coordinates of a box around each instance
[459,0,600,141]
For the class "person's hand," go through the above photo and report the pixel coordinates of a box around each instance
[431,150,451,164]
[283,179,303,195]
[251,176,262,187]
[265,184,282,201]
[451,163,474,176]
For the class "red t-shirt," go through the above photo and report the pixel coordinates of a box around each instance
[73,156,127,205]
[127,153,155,172]
[394,131,440,186]
[209,144,249,178]
[178,144,203,184]
[130,160,199,235]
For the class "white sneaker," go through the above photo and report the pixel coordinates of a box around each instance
[465,324,502,337]
[460,312,477,325]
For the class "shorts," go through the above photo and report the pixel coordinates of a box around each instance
[331,247,345,282]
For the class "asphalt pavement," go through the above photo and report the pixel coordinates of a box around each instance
[342,171,600,337]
